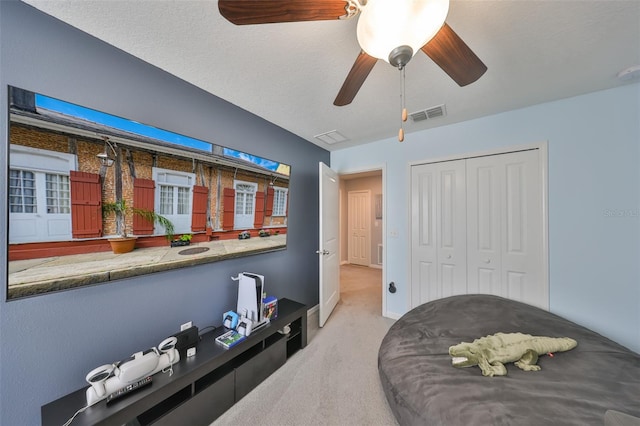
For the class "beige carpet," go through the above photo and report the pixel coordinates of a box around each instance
[212,264,398,426]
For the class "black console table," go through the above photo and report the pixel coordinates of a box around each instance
[42,298,307,426]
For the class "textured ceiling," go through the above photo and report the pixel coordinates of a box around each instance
[21,0,640,151]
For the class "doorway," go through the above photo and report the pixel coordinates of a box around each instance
[339,169,385,316]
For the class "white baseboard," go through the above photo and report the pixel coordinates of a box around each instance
[341,261,381,269]
[384,310,403,320]
[307,304,319,318]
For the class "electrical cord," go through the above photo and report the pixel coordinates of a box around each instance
[162,358,174,376]
[62,405,88,426]
[161,364,174,376]
[198,325,217,336]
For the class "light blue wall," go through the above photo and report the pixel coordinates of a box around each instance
[332,84,640,353]
[0,2,328,425]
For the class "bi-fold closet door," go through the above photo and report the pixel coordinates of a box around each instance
[410,149,547,310]
[410,160,467,307]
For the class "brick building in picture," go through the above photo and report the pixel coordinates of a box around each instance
[8,88,289,261]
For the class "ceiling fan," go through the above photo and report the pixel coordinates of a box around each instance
[218,0,487,140]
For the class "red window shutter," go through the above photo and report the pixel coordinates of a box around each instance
[265,187,274,216]
[285,191,289,216]
[191,185,208,232]
[254,191,265,229]
[70,171,102,238]
[222,188,235,230]
[133,178,155,235]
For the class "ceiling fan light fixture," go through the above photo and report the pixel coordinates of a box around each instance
[356,0,450,64]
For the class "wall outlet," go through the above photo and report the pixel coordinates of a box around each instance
[180,321,193,331]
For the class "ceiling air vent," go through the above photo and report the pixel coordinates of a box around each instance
[409,104,447,123]
[314,130,349,145]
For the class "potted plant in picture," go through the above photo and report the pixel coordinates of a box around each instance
[102,199,175,254]
[258,229,270,237]
[171,233,192,247]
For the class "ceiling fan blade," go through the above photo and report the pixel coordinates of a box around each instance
[219,0,353,25]
[421,23,487,87]
[334,51,378,106]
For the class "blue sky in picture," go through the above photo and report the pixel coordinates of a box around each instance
[222,148,280,172]
[35,93,282,173]
[36,94,213,152]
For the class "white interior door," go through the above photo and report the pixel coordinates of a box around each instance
[410,165,436,307]
[411,160,466,306]
[347,190,371,266]
[319,162,340,327]
[466,156,503,296]
[500,150,545,308]
[436,162,467,298]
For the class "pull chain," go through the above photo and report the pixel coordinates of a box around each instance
[398,66,407,142]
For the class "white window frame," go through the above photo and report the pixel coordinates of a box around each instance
[152,167,195,235]
[272,187,288,217]
[9,169,38,214]
[44,173,71,214]
[9,145,76,243]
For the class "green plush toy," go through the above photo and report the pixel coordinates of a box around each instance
[449,332,577,377]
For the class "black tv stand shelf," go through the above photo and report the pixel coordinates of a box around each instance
[42,298,307,426]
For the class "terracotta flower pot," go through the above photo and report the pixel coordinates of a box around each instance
[108,237,137,254]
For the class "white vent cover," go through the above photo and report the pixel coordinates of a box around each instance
[409,104,447,122]
[314,130,349,144]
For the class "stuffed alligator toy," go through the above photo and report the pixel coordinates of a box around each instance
[449,332,577,377]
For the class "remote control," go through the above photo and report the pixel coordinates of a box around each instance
[106,376,152,404]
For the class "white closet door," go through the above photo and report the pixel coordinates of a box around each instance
[412,148,547,310]
[500,150,545,309]
[466,156,503,296]
[467,150,546,309]
[411,160,466,306]
[411,165,436,307]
